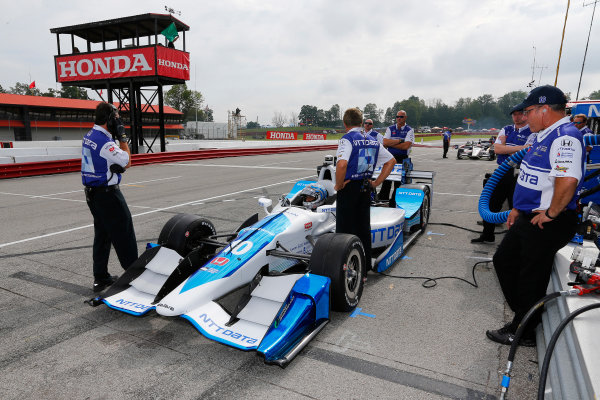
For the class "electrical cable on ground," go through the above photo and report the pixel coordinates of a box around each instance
[379,260,491,288]
[429,222,508,235]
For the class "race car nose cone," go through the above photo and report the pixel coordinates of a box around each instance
[155,301,180,316]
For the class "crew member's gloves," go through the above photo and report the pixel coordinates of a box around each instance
[114,118,128,143]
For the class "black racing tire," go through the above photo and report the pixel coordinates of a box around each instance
[309,233,365,312]
[456,151,462,160]
[158,213,217,257]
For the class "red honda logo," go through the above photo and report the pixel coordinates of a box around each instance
[210,257,229,266]
[305,222,313,230]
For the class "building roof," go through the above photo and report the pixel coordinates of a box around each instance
[50,13,189,43]
[0,93,183,115]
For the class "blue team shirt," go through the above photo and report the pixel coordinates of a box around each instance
[386,124,412,157]
[496,125,532,165]
[340,129,381,181]
[513,119,585,212]
[443,130,452,141]
[81,125,129,187]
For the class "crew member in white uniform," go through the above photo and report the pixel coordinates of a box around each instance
[486,85,585,347]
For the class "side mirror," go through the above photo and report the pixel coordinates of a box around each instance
[258,197,273,214]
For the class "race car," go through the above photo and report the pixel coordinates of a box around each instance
[89,156,433,367]
[456,139,496,161]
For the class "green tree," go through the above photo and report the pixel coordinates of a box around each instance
[587,89,600,100]
[42,88,59,97]
[165,84,204,122]
[298,105,318,125]
[10,82,41,96]
[246,121,260,129]
[60,86,90,100]
[363,103,382,125]
[0,84,6,93]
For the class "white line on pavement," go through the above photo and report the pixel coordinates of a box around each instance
[0,175,314,249]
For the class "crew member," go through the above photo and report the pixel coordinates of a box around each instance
[572,113,594,156]
[82,103,138,292]
[335,108,395,271]
[379,110,414,207]
[364,119,383,144]
[472,106,534,243]
[442,128,452,158]
[486,85,585,347]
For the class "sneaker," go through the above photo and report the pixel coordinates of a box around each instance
[471,235,495,243]
[486,324,536,347]
[93,275,117,293]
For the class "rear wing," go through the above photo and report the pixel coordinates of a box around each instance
[372,164,435,184]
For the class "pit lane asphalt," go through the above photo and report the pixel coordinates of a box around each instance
[0,144,539,399]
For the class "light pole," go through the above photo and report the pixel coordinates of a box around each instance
[576,0,598,100]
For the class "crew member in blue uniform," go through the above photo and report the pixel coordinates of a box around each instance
[335,108,395,271]
[573,114,594,158]
[486,85,585,347]
[379,110,414,207]
[82,102,138,292]
[363,118,383,144]
[472,106,534,243]
[442,128,452,158]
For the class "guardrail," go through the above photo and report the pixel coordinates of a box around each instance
[0,145,338,179]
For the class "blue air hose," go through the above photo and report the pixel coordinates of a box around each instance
[478,149,528,223]
[478,135,599,223]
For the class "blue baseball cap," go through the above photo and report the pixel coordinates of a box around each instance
[509,104,524,114]
[514,85,568,111]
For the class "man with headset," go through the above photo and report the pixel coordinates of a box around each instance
[82,102,138,292]
[335,108,395,271]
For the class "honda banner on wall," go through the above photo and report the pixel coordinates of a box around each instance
[55,46,190,83]
[266,131,298,140]
[303,133,326,140]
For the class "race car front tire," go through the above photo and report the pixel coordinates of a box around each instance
[158,214,217,257]
[309,233,365,312]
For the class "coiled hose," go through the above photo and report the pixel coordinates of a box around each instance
[479,135,600,223]
[478,149,528,223]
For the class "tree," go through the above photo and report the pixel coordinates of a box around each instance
[497,91,527,116]
[246,121,260,129]
[165,84,204,122]
[10,82,41,96]
[288,111,298,127]
[0,85,6,93]
[60,86,90,100]
[363,103,381,125]
[587,89,600,100]
[272,111,286,127]
[298,105,318,125]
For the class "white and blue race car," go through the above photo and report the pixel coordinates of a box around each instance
[91,156,434,366]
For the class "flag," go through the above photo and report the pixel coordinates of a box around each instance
[99,89,103,96]
[29,81,36,89]
[160,22,179,43]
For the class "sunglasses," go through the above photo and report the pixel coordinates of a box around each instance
[364,122,373,125]
[396,116,406,119]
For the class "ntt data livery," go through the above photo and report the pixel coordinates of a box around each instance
[92,157,433,366]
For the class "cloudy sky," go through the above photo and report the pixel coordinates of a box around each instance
[1,1,598,124]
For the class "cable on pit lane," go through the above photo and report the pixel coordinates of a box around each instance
[429,222,507,235]
[379,260,491,288]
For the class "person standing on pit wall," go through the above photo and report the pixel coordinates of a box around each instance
[82,102,138,292]
[379,110,414,207]
[471,105,534,243]
[335,108,395,271]
[363,118,383,144]
[486,85,585,347]
[442,128,452,158]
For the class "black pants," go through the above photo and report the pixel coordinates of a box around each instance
[443,140,449,157]
[336,180,372,269]
[492,210,577,334]
[378,154,406,207]
[85,186,138,279]
[481,169,517,238]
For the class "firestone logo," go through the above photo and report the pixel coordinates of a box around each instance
[59,54,152,78]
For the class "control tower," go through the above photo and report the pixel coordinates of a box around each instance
[50,13,190,153]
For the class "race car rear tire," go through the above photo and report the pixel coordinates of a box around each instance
[309,233,365,312]
[158,213,217,257]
